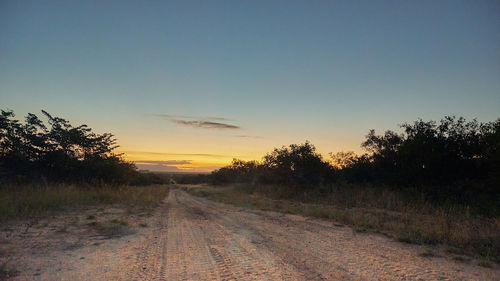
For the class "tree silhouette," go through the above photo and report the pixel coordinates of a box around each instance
[0,109,138,184]
[209,116,499,213]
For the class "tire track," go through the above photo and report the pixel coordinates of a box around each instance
[162,191,220,280]
[12,188,498,280]
[180,189,500,281]
[130,199,169,281]
[163,190,300,280]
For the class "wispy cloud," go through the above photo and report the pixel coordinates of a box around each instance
[133,160,192,172]
[152,114,240,130]
[171,119,240,129]
[152,114,232,121]
[120,151,227,158]
[135,160,192,165]
[235,135,263,139]
[132,159,221,173]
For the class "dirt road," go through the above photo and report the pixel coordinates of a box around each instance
[5,188,499,280]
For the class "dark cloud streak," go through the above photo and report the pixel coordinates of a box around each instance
[172,119,240,129]
[151,114,240,130]
[235,135,263,139]
[135,160,192,165]
[120,151,227,158]
[151,114,233,122]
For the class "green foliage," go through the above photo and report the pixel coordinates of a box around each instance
[357,116,499,185]
[211,142,334,187]
[0,109,141,184]
[262,141,334,186]
[171,173,210,184]
[329,151,359,169]
[210,159,261,185]
[343,116,500,213]
[210,116,499,215]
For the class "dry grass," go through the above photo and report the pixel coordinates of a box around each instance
[0,184,169,279]
[0,184,170,221]
[0,261,18,279]
[87,220,134,239]
[185,184,500,263]
[0,245,18,279]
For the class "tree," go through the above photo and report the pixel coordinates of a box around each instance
[329,151,359,170]
[352,116,499,186]
[0,109,138,184]
[262,142,333,187]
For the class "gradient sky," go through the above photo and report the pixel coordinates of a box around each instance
[1,0,499,172]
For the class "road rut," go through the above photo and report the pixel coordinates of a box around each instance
[8,188,500,280]
[129,189,499,280]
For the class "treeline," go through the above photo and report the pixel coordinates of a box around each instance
[340,116,500,185]
[211,142,334,186]
[0,109,161,185]
[211,116,500,214]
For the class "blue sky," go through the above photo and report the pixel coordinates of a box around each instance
[1,0,499,171]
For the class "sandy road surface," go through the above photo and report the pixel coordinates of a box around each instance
[5,188,499,280]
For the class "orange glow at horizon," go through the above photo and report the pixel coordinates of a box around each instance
[109,115,366,173]
[118,150,264,173]
[117,138,364,173]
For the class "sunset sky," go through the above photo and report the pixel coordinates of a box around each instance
[1,1,499,172]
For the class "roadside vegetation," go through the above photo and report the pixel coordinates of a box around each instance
[0,109,163,185]
[0,183,169,279]
[0,109,172,278]
[210,117,499,216]
[187,184,499,264]
[0,109,170,220]
[191,116,500,263]
[1,109,498,263]
[0,184,169,221]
